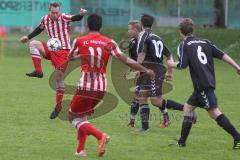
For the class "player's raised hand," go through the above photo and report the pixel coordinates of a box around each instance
[20,36,29,43]
[79,8,87,16]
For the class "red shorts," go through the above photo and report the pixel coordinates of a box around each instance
[69,90,106,116]
[42,41,69,72]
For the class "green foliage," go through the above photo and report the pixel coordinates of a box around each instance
[6,27,240,59]
[136,0,169,12]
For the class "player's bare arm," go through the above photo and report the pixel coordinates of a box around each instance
[166,54,174,81]
[79,8,87,16]
[222,53,240,74]
[168,60,179,69]
[137,52,146,64]
[118,53,155,79]
[134,52,146,78]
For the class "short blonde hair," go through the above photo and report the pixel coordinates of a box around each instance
[128,20,142,32]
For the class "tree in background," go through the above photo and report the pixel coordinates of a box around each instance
[214,0,225,28]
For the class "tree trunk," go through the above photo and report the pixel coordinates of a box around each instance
[214,0,226,28]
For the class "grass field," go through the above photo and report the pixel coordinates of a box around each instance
[0,28,240,160]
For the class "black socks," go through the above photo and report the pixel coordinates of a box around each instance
[216,114,240,141]
[140,104,150,130]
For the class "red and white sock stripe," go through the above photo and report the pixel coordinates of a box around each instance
[30,47,41,59]
[72,117,89,129]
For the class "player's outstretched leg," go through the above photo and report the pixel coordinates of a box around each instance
[26,40,44,78]
[208,108,240,149]
[128,98,139,128]
[161,99,197,126]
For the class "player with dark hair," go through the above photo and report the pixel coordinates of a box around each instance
[68,13,155,157]
[136,14,192,131]
[19,2,87,119]
[169,18,240,149]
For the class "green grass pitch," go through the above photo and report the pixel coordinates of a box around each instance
[0,28,240,160]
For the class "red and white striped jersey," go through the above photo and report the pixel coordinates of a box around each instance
[38,13,73,49]
[71,33,122,91]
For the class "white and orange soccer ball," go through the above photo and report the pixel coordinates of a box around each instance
[47,38,61,52]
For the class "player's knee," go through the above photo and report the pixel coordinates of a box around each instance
[29,40,41,48]
[55,75,63,82]
[71,117,88,129]
[208,108,222,119]
[138,96,147,105]
[55,71,64,81]
[183,104,193,116]
[150,97,162,107]
[151,100,161,107]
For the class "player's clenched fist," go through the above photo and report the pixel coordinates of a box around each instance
[19,36,29,43]
[79,8,87,16]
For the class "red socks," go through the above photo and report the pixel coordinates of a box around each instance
[77,128,87,152]
[56,88,65,107]
[32,57,42,73]
[30,47,42,73]
[77,122,103,152]
[79,122,103,140]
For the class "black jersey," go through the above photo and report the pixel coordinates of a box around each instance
[177,36,224,90]
[137,29,170,64]
[128,38,138,61]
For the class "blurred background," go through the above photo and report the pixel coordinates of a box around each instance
[0,2,240,159]
[1,0,239,28]
[0,0,240,57]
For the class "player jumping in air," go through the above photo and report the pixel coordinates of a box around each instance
[169,18,240,149]
[19,2,87,119]
[136,14,193,131]
[68,13,155,157]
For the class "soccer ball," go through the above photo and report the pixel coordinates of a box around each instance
[47,38,61,52]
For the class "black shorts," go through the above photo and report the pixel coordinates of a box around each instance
[187,88,218,110]
[136,63,166,97]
